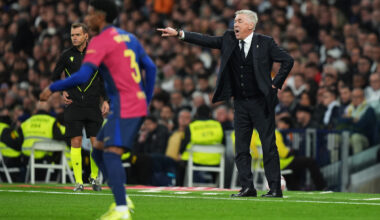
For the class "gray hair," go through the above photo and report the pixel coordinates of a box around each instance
[235,10,258,25]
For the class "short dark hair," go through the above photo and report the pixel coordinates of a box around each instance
[278,116,293,128]
[145,115,157,124]
[282,87,294,96]
[296,105,313,114]
[305,62,319,70]
[197,74,209,80]
[325,87,338,97]
[89,0,118,23]
[195,105,211,119]
[71,23,89,33]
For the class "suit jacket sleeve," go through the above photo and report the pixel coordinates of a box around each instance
[183,31,223,49]
[269,38,294,89]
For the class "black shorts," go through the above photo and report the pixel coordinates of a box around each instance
[64,105,103,138]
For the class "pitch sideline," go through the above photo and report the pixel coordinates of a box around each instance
[1,189,380,206]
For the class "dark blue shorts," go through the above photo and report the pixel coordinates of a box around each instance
[97,116,143,149]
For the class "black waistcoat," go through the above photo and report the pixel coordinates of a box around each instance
[228,43,262,100]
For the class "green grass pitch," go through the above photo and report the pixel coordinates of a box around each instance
[0,184,379,220]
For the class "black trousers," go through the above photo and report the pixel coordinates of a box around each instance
[234,96,281,190]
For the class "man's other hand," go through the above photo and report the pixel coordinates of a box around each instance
[40,87,53,101]
[62,91,73,105]
[157,27,179,37]
[101,100,110,117]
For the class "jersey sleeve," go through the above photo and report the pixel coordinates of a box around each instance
[135,38,156,104]
[83,36,108,67]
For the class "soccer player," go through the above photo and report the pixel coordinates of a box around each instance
[40,0,156,219]
[52,22,109,192]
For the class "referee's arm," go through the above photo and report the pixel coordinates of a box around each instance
[52,53,66,81]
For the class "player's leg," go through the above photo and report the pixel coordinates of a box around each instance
[104,146,127,208]
[99,117,143,220]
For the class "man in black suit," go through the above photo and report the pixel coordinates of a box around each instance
[158,9,293,197]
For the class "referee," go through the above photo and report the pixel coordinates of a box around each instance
[52,23,109,192]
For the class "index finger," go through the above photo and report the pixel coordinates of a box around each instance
[156,28,166,32]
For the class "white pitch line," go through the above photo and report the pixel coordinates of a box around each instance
[173,192,191,195]
[138,190,162,193]
[319,191,334,194]
[351,198,380,201]
[202,193,221,195]
[1,189,380,206]
[0,189,111,196]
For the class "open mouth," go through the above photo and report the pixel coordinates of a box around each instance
[234,29,240,34]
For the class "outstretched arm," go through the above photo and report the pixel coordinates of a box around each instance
[40,63,96,101]
[157,27,223,49]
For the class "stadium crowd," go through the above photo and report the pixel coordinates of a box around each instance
[1,0,380,188]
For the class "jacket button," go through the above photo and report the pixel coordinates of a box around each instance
[240,74,243,78]
[240,66,243,69]
[241,83,244,86]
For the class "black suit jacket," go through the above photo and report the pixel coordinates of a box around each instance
[183,30,294,107]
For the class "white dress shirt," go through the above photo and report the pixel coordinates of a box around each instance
[239,32,254,58]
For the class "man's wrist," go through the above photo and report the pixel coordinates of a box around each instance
[176,28,184,39]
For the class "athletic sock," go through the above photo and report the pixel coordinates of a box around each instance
[115,206,127,212]
[91,148,108,181]
[104,152,126,206]
[71,147,83,184]
[90,149,99,179]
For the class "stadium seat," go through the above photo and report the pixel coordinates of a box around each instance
[0,151,20,183]
[25,137,74,184]
[186,144,225,188]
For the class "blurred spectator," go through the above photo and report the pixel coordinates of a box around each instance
[159,105,174,132]
[295,105,318,129]
[134,116,169,155]
[183,76,196,103]
[298,91,316,109]
[365,72,380,102]
[165,109,192,162]
[338,88,379,154]
[170,90,190,115]
[275,87,297,118]
[288,73,307,98]
[338,84,352,116]
[322,65,339,88]
[213,105,233,131]
[320,88,340,129]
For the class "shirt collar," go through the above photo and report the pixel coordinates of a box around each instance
[242,32,254,46]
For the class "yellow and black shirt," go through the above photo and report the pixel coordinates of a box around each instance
[52,45,108,108]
